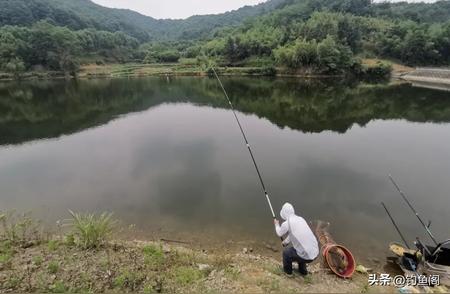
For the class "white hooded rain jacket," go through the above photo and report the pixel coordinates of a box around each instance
[275,203,319,261]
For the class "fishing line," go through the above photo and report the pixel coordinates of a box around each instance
[211,67,276,219]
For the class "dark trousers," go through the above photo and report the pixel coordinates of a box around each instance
[282,247,313,275]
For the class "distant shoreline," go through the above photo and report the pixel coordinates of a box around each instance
[0,60,396,82]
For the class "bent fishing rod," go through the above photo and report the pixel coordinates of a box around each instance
[211,67,276,220]
[388,175,438,246]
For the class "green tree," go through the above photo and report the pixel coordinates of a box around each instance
[401,28,440,65]
[156,50,180,63]
[337,16,362,52]
[5,57,25,79]
[303,12,339,42]
[317,36,340,71]
[0,30,19,63]
[317,35,353,72]
[274,39,319,69]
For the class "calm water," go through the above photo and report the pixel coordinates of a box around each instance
[1,77,450,261]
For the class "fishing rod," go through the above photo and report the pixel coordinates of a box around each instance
[382,202,432,293]
[211,67,276,219]
[388,175,439,246]
[381,202,410,249]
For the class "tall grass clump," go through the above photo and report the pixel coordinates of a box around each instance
[0,211,43,247]
[68,210,116,249]
[143,244,165,268]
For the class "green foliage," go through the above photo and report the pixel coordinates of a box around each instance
[47,260,60,274]
[402,28,440,65]
[27,21,81,73]
[143,244,165,268]
[275,39,319,69]
[5,275,21,289]
[241,56,274,67]
[142,43,181,63]
[113,273,128,289]
[63,233,75,247]
[143,284,154,293]
[49,281,67,293]
[0,0,450,78]
[361,61,392,80]
[0,252,12,266]
[172,266,204,285]
[274,36,354,73]
[68,210,116,249]
[4,58,25,78]
[156,50,181,63]
[0,240,14,268]
[196,2,450,70]
[0,0,287,41]
[113,270,146,291]
[317,35,354,72]
[303,274,313,284]
[257,277,280,292]
[32,255,44,266]
[258,66,277,76]
[371,0,450,23]
[1,0,450,75]
[224,266,240,280]
[0,22,139,76]
[0,211,42,246]
[47,240,59,251]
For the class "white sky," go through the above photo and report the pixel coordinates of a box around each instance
[91,0,267,19]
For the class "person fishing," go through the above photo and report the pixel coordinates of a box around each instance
[274,203,319,276]
[211,69,320,277]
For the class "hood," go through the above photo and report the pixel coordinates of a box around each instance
[280,203,295,220]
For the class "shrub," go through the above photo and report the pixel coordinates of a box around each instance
[241,56,274,67]
[47,261,59,274]
[32,255,44,266]
[224,267,240,280]
[5,275,21,289]
[4,58,25,79]
[0,211,42,247]
[63,233,75,247]
[113,270,146,291]
[362,61,392,79]
[245,66,277,76]
[0,252,12,267]
[274,39,319,69]
[68,210,116,249]
[157,50,181,63]
[143,244,165,268]
[172,266,204,285]
[47,240,59,251]
[49,281,66,293]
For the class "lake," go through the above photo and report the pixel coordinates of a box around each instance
[1,77,449,264]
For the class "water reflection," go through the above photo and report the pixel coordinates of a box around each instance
[2,77,450,146]
[0,77,450,262]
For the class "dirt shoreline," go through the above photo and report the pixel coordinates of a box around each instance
[1,236,383,293]
[0,211,383,293]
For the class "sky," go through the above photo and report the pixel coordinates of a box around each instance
[91,0,267,19]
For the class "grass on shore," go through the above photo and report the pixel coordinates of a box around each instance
[0,211,390,293]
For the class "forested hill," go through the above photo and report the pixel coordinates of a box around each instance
[0,0,288,41]
[1,0,450,78]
